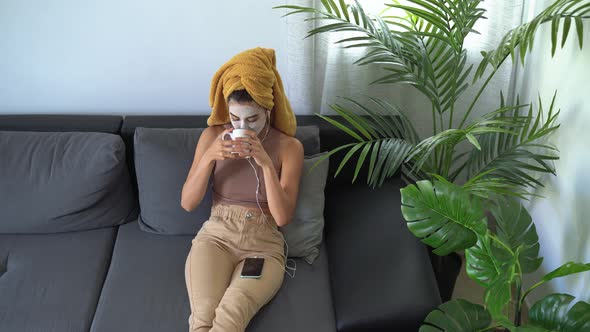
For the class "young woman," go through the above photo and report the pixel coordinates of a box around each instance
[181,47,304,332]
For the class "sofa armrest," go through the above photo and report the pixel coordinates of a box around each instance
[324,177,442,332]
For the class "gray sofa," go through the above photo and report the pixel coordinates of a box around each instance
[0,114,461,332]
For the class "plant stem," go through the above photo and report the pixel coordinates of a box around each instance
[449,102,455,129]
[514,277,522,326]
[459,56,508,129]
[438,145,446,176]
[443,144,454,178]
[432,103,438,166]
[440,109,448,173]
[432,103,438,136]
[449,51,462,131]
[520,280,544,308]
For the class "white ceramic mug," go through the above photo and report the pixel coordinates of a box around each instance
[223,129,251,155]
[224,128,250,140]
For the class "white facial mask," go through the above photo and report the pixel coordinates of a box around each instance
[228,103,268,135]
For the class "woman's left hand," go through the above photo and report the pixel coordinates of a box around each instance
[234,131,273,168]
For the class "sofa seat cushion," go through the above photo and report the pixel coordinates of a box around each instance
[0,227,117,332]
[90,220,336,332]
[325,179,442,331]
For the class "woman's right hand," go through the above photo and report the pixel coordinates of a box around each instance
[204,127,243,162]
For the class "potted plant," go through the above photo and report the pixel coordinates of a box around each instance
[275,0,590,330]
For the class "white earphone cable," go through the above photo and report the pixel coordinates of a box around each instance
[245,111,296,278]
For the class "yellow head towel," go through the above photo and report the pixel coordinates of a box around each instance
[208,47,297,137]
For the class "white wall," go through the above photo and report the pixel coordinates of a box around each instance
[516,3,590,304]
[0,0,523,122]
[0,0,289,114]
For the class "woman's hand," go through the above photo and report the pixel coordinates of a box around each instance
[204,127,244,162]
[233,130,273,168]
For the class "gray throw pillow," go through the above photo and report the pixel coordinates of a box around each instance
[133,125,320,235]
[134,127,212,234]
[280,152,330,264]
[0,131,136,233]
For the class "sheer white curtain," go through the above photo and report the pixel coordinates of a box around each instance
[517,0,590,304]
[281,0,526,138]
[282,0,406,116]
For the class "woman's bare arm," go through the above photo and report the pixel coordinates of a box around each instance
[181,126,226,212]
[262,137,304,227]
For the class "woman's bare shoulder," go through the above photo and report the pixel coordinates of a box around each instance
[277,130,304,158]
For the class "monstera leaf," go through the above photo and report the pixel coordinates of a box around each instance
[464,196,542,321]
[419,299,492,332]
[522,294,590,331]
[464,235,516,321]
[491,197,543,273]
[485,273,515,322]
[465,235,513,287]
[401,178,487,255]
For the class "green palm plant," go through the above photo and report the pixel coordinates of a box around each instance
[275,0,590,330]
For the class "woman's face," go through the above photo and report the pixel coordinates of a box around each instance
[228,101,268,135]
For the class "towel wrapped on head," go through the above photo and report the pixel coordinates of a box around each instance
[207,47,297,137]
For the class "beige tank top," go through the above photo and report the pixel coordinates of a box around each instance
[212,125,282,212]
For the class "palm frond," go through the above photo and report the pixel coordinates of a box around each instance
[405,104,528,174]
[277,0,408,70]
[371,138,414,187]
[326,136,413,188]
[277,1,484,116]
[386,0,487,52]
[405,128,466,174]
[310,98,419,187]
[474,0,590,82]
[466,92,561,192]
[381,1,485,116]
[366,96,421,144]
[463,172,542,200]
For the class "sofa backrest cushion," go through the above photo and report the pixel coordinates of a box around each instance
[133,125,320,235]
[133,127,211,234]
[0,131,137,233]
[279,151,330,264]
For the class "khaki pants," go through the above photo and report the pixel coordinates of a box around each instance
[184,203,286,332]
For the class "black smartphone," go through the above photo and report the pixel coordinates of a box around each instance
[240,257,264,279]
